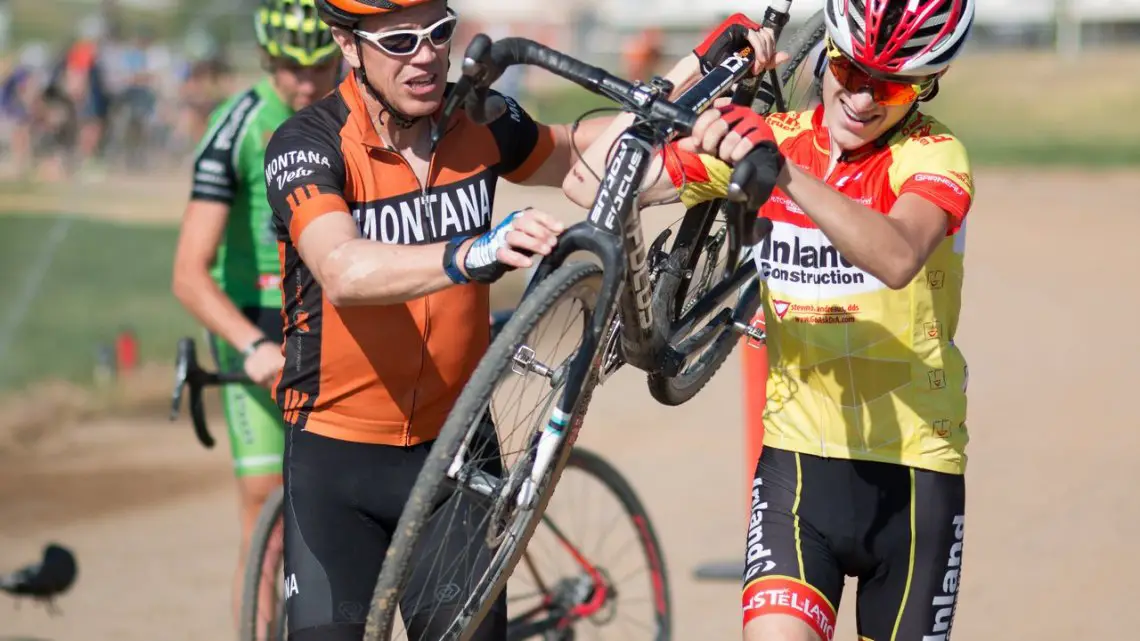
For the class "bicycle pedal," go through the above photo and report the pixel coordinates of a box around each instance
[733,319,767,348]
[511,345,536,376]
[511,345,553,379]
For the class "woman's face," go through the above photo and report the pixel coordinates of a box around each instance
[820,65,916,151]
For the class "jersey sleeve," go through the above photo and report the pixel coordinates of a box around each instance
[486,89,556,183]
[188,101,246,204]
[889,121,975,235]
[661,144,732,209]
[264,118,350,244]
[661,110,811,209]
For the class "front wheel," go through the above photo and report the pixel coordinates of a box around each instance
[365,261,609,641]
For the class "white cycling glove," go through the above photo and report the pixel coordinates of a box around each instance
[443,209,529,285]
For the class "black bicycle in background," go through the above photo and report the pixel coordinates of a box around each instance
[363,1,831,639]
[168,335,672,641]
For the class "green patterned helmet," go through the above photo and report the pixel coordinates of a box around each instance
[255,0,340,66]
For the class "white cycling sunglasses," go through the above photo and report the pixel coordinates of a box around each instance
[353,10,459,57]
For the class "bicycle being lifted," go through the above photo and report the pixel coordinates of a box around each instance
[365,2,830,639]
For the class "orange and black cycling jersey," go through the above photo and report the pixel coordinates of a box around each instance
[263,75,555,447]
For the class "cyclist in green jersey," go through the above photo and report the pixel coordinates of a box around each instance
[170,0,341,628]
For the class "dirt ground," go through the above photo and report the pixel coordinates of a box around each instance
[2,168,1139,640]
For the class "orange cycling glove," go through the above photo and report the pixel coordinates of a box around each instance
[693,13,762,74]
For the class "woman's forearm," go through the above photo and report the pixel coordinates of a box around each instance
[562,55,704,208]
[777,164,922,289]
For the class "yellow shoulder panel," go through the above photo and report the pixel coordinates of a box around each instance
[887,113,974,198]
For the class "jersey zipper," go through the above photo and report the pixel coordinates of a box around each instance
[388,136,440,446]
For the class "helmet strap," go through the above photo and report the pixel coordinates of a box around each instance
[918,78,940,102]
[354,35,419,130]
[872,102,920,149]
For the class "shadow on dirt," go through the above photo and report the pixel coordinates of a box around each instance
[0,460,230,535]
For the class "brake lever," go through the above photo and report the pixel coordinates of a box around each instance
[431,33,499,150]
[169,336,217,449]
[170,337,194,421]
[725,142,783,247]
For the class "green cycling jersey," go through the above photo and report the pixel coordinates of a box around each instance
[189,78,293,477]
[190,78,292,309]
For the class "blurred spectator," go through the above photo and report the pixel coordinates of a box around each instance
[105,28,160,170]
[0,42,52,177]
[623,27,663,81]
[174,57,233,155]
[40,17,110,178]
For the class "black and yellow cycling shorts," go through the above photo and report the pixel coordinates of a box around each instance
[742,447,965,641]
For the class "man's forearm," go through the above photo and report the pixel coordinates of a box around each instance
[321,239,466,306]
[172,270,267,351]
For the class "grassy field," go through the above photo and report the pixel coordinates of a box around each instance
[0,209,532,395]
[521,48,1140,166]
[0,214,195,392]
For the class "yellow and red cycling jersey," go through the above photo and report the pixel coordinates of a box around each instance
[665,106,974,475]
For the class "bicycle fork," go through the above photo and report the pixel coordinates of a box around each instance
[442,344,585,511]
[445,222,627,513]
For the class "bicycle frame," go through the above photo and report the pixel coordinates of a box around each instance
[436,1,801,515]
[508,65,765,507]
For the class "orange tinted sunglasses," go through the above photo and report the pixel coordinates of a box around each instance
[824,39,935,106]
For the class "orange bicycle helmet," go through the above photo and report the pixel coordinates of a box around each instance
[316,0,438,28]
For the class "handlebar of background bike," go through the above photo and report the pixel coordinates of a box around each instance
[170,337,250,449]
[172,312,516,450]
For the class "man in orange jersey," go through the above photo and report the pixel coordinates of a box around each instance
[261,0,624,638]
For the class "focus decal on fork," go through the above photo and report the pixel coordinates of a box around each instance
[517,409,570,509]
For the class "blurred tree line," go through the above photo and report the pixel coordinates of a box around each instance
[4,0,262,62]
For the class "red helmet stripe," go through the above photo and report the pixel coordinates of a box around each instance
[852,0,965,74]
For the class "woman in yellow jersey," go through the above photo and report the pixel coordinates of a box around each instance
[564,2,976,640]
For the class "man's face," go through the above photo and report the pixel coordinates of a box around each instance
[338,0,453,118]
[272,56,342,111]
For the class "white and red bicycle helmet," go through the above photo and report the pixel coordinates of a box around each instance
[824,0,975,78]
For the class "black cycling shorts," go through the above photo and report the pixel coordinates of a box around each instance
[742,447,966,641]
[282,426,506,641]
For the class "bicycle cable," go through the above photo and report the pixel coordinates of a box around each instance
[567,104,691,210]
